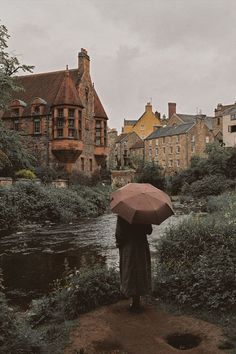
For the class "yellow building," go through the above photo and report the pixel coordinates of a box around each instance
[122,102,161,139]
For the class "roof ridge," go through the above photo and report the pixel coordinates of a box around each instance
[18,68,77,78]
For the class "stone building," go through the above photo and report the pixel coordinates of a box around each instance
[114,131,142,169]
[122,102,161,139]
[145,114,215,174]
[1,49,108,175]
[221,104,236,147]
[107,128,118,169]
[129,140,144,167]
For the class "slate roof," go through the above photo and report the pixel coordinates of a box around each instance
[115,133,129,143]
[146,122,195,140]
[222,105,236,115]
[124,119,137,126]
[175,113,213,130]
[3,68,108,119]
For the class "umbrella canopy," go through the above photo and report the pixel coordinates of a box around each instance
[110,183,174,225]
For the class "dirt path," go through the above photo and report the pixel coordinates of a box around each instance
[64,300,227,354]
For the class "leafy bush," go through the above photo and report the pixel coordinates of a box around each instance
[182,175,235,198]
[34,165,57,184]
[15,169,36,180]
[207,193,236,221]
[0,269,40,353]
[0,182,110,234]
[135,161,166,189]
[28,266,121,325]
[154,215,236,311]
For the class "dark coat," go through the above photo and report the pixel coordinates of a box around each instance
[115,216,153,297]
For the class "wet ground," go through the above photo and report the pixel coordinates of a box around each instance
[0,212,187,307]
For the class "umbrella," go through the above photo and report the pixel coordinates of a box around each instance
[110,183,174,225]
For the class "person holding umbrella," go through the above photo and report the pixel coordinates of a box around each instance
[110,183,174,313]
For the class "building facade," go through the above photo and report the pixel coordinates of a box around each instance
[114,132,142,169]
[122,102,161,139]
[1,49,108,175]
[222,105,236,147]
[145,114,215,174]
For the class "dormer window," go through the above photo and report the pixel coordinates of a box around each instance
[11,108,19,117]
[34,118,41,134]
[33,106,40,115]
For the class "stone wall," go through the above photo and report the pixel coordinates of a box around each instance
[111,169,136,188]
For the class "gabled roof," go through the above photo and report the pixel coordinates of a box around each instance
[174,113,213,130]
[124,119,137,126]
[130,140,144,149]
[146,122,195,140]
[3,68,108,119]
[133,111,161,128]
[115,133,129,143]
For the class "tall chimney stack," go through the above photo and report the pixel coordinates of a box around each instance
[168,102,176,119]
[145,102,152,113]
[78,48,90,76]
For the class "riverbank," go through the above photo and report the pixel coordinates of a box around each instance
[0,181,111,235]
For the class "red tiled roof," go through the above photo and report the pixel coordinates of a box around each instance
[3,68,108,119]
[53,70,82,107]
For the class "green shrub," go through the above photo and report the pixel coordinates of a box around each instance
[29,266,121,325]
[182,175,235,198]
[15,169,36,180]
[35,165,57,184]
[135,161,166,190]
[154,216,236,311]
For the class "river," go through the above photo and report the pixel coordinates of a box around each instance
[0,211,187,307]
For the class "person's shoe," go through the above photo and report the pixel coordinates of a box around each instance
[128,303,142,313]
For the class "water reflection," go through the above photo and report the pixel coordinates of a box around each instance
[0,212,186,306]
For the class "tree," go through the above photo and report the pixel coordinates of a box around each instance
[0,22,34,109]
[135,161,166,189]
[0,120,36,176]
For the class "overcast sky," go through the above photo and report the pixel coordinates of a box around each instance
[1,0,236,131]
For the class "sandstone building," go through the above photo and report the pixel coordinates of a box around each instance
[1,49,108,175]
[145,105,215,174]
[122,102,161,139]
[113,132,143,169]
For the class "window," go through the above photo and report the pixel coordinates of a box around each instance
[156,139,158,146]
[170,146,173,154]
[78,110,82,140]
[57,118,64,127]
[155,147,158,156]
[231,114,236,120]
[58,108,64,118]
[149,140,152,146]
[228,125,236,133]
[68,109,75,118]
[163,147,166,154]
[141,124,144,131]
[217,117,220,125]
[149,147,152,157]
[14,119,19,131]
[57,128,63,138]
[95,120,102,145]
[176,146,180,154]
[176,135,180,143]
[89,158,93,172]
[81,157,85,171]
[191,135,195,143]
[33,106,40,115]
[191,144,195,153]
[176,159,180,167]
[163,137,165,144]
[11,108,19,117]
[68,111,75,138]
[34,118,40,134]
[206,136,210,143]
[169,160,173,167]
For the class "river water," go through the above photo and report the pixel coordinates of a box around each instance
[0,211,186,307]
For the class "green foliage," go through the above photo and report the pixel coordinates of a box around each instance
[34,165,58,184]
[207,193,236,220]
[167,143,236,196]
[182,174,235,198]
[0,182,110,234]
[15,169,36,180]
[0,121,36,176]
[154,207,236,311]
[0,268,39,353]
[0,22,34,109]
[28,266,121,325]
[135,161,166,189]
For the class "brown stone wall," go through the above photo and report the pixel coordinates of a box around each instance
[115,133,142,169]
[111,169,136,188]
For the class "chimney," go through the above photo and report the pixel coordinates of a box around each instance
[78,48,90,76]
[145,102,152,113]
[168,102,176,119]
